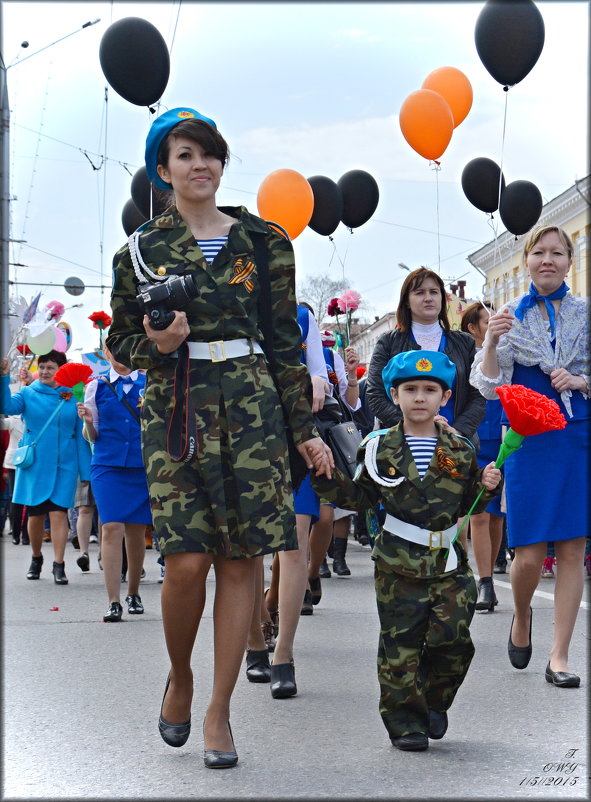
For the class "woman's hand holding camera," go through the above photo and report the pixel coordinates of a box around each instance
[143,311,190,354]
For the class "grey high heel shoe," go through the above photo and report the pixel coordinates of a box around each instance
[158,674,191,747]
[203,720,238,769]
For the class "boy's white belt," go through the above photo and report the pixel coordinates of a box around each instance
[383,514,458,573]
[187,339,264,363]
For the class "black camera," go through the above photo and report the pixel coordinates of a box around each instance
[136,274,198,330]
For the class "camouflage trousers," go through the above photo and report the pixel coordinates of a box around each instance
[374,556,477,739]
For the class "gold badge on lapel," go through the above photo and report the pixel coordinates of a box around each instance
[436,447,464,478]
[228,257,255,292]
[388,466,396,476]
[157,267,167,276]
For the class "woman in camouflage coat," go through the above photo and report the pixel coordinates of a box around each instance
[106,107,333,768]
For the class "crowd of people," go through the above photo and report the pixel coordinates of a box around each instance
[1,105,588,767]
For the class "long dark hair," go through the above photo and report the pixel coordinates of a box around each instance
[396,267,450,332]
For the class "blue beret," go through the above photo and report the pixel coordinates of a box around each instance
[382,350,456,393]
[145,107,217,191]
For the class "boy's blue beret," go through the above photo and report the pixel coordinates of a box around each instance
[382,350,456,393]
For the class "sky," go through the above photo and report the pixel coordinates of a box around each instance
[3,0,589,355]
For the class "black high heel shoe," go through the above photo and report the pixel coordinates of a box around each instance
[158,674,191,747]
[475,578,495,612]
[203,720,238,769]
[245,649,271,683]
[270,660,297,698]
[508,608,532,669]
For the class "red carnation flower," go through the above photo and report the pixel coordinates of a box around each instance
[356,365,366,380]
[55,363,94,403]
[327,298,341,317]
[88,311,112,329]
[495,384,566,437]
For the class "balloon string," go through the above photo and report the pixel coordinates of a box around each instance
[341,230,353,280]
[328,236,345,272]
[430,161,442,273]
[497,90,509,215]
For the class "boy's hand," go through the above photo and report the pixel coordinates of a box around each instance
[481,462,502,490]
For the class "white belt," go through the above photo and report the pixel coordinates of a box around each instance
[186,339,264,363]
[383,514,458,573]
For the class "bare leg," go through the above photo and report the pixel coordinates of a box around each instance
[124,523,147,597]
[470,511,504,578]
[76,504,93,555]
[273,514,311,665]
[265,552,280,613]
[308,503,334,579]
[48,510,68,564]
[550,537,586,673]
[101,521,125,603]
[204,556,258,752]
[160,552,212,724]
[246,556,267,651]
[27,514,44,558]
[509,541,546,646]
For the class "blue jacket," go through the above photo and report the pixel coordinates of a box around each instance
[0,376,91,508]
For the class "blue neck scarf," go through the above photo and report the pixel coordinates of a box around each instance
[513,282,569,338]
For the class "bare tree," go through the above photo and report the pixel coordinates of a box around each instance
[296,273,349,326]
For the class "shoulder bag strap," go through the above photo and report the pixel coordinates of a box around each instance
[31,396,66,446]
[100,376,142,424]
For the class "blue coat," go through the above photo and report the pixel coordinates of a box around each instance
[0,376,91,508]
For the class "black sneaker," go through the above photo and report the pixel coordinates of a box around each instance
[76,552,90,572]
[103,601,123,622]
[26,554,44,580]
[125,594,144,615]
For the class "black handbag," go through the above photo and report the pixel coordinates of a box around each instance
[314,393,363,479]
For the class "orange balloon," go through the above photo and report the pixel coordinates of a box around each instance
[399,89,454,161]
[422,66,473,128]
[257,169,314,240]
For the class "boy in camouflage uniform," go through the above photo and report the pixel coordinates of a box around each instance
[311,350,502,751]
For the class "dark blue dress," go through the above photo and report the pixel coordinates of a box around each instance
[476,400,505,517]
[503,363,589,547]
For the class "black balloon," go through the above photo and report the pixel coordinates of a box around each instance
[337,170,379,229]
[122,198,147,237]
[461,157,506,214]
[475,0,545,88]
[499,180,543,236]
[99,17,170,106]
[307,176,343,236]
[131,167,171,219]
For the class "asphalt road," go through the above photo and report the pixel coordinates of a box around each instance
[2,535,588,800]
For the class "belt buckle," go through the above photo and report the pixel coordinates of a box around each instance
[209,341,226,362]
[429,531,443,550]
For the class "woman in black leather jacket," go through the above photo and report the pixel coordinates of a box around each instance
[366,268,485,445]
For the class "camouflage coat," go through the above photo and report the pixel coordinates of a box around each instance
[312,422,501,576]
[106,205,315,559]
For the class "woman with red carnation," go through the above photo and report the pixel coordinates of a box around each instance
[0,351,91,585]
[471,226,589,687]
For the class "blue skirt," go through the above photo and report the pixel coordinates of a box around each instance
[293,474,320,523]
[504,420,588,548]
[90,465,152,525]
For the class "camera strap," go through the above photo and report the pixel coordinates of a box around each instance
[167,342,198,463]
